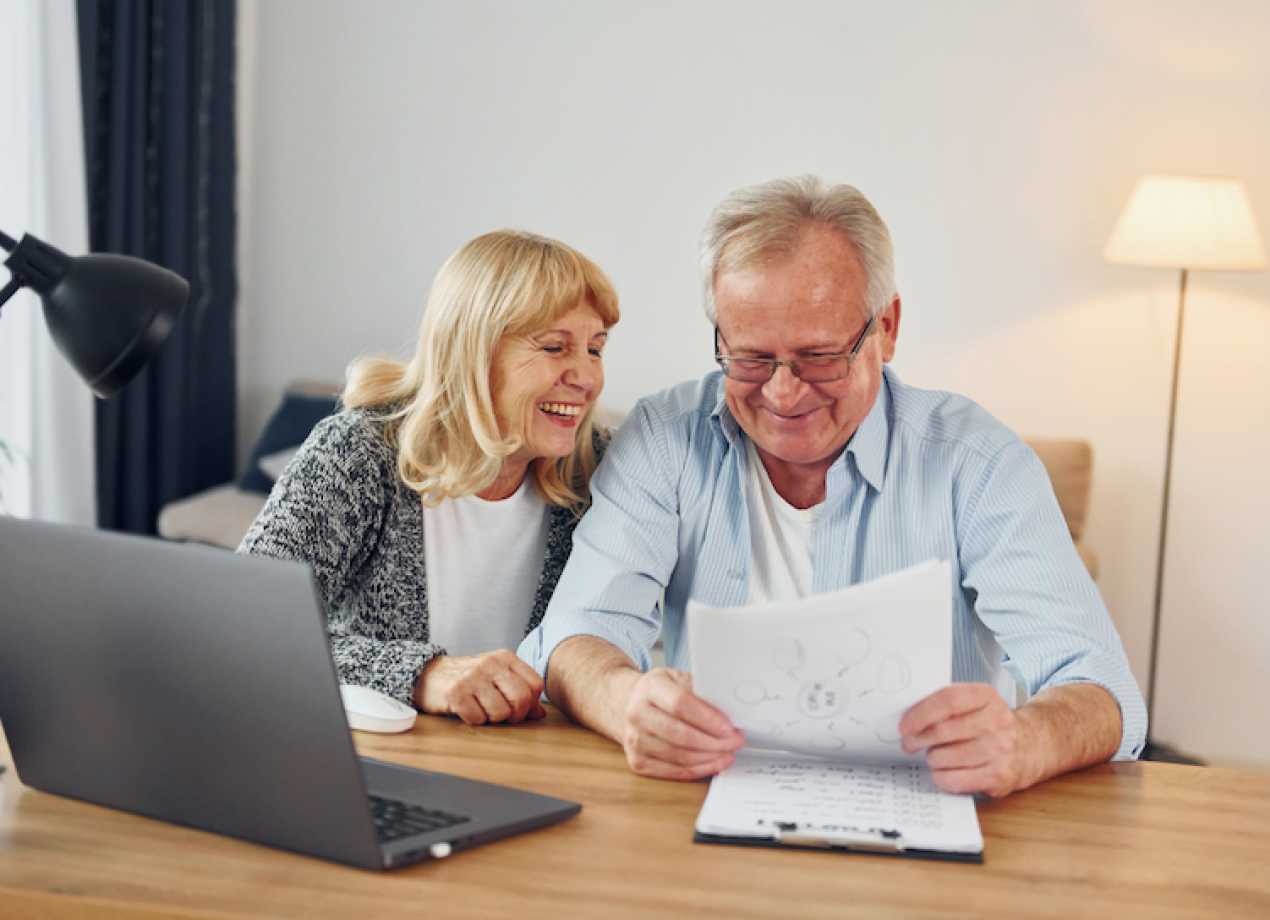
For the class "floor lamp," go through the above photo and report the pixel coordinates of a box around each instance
[1104,175,1267,761]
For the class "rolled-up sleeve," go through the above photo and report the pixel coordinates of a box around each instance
[518,400,680,685]
[959,440,1148,761]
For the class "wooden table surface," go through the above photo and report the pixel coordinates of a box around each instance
[2,708,1268,920]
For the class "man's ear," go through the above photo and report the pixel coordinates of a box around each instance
[879,296,901,363]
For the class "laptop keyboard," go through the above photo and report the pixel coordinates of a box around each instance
[368,794,471,844]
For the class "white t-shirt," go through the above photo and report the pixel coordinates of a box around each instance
[744,439,823,604]
[423,476,550,657]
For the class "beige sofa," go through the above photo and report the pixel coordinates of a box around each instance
[1025,438,1098,579]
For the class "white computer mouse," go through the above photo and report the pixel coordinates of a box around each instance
[339,684,417,734]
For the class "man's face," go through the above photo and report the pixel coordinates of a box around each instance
[714,226,900,489]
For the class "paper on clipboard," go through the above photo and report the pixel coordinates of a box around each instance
[694,748,984,858]
[687,559,982,861]
[688,558,952,764]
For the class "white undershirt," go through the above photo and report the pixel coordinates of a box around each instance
[423,476,550,657]
[744,438,822,604]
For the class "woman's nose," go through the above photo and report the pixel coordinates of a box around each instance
[563,349,603,392]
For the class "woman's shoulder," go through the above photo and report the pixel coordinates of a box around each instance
[299,404,401,477]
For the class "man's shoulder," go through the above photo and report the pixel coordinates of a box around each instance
[628,372,725,434]
[885,369,1020,459]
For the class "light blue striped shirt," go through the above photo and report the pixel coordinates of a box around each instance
[519,367,1147,761]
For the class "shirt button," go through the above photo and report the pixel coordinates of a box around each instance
[728,568,745,579]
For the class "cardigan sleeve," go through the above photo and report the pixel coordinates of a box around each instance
[238,410,444,703]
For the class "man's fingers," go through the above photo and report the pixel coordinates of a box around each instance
[631,688,744,753]
[641,670,736,740]
[903,709,986,753]
[638,706,746,754]
[929,759,1018,798]
[900,684,1009,753]
[896,683,1022,797]
[627,744,737,781]
[633,730,745,768]
[900,684,996,736]
[618,668,745,781]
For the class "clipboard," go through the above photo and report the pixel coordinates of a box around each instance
[692,750,985,864]
[693,827,984,864]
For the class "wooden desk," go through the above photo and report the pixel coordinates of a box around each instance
[2,709,1268,919]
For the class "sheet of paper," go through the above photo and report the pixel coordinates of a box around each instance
[688,558,951,763]
[696,748,983,855]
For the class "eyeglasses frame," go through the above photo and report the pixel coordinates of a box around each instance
[714,313,877,384]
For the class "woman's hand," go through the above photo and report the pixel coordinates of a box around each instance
[414,650,547,724]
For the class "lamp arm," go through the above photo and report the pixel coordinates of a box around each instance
[0,275,25,312]
[0,228,27,314]
[1,230,27,316]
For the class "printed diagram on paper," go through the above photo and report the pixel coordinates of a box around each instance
[688,559,951,763]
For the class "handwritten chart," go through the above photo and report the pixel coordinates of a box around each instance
[688,559,951,763]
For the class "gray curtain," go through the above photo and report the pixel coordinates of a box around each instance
[77,0,237,534]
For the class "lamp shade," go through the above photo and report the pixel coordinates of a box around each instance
[1104,175,1267,270]
[2,233,188,397]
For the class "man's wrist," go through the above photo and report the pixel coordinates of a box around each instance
[546,635,643,745]
[1014,683,1121,789]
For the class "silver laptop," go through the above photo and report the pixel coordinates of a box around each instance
[0,517,579,870]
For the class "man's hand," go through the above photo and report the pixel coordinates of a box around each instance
[619,669,746,781]
[899,683,1021,797]
[414,650,547,725]
[899,682,1123,798]
[544,636,744,781]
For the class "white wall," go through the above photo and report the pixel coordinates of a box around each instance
[237,0,1270,770]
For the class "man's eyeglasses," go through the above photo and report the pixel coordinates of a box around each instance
[714,314,876,384]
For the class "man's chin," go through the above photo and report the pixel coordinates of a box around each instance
[751,437,844,472]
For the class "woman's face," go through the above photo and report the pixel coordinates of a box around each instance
[491,300,608,466]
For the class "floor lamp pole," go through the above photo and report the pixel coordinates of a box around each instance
[1146,267,1188,740]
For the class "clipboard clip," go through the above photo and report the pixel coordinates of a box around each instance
[774,821,905,853]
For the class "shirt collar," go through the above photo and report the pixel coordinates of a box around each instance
[708,371,745,446]
[844,366,892,493]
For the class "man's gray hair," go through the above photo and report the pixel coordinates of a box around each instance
[698,175,897,324]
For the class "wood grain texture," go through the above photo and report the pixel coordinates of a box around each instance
[3,710,1268,919]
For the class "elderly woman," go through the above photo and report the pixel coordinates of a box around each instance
[239,230,619,725]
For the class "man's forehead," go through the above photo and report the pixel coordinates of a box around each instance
[714,268,870,342]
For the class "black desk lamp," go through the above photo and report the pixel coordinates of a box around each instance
[0,229,188,397]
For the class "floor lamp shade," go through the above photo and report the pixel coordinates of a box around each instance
[1105,175,1267,270]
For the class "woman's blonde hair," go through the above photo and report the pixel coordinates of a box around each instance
[343,230,619,510]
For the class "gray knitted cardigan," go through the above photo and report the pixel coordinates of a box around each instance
[238,407,604,705]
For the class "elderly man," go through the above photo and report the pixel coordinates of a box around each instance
[518,176,1145,797]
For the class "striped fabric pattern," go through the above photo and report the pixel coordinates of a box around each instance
[519,367,1147,761]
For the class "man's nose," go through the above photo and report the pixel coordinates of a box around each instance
[760,363,806,405]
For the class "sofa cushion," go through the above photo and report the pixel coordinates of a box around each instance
[237,384,340,494]
[157,484,268,549]
[1024,438,1092,541]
